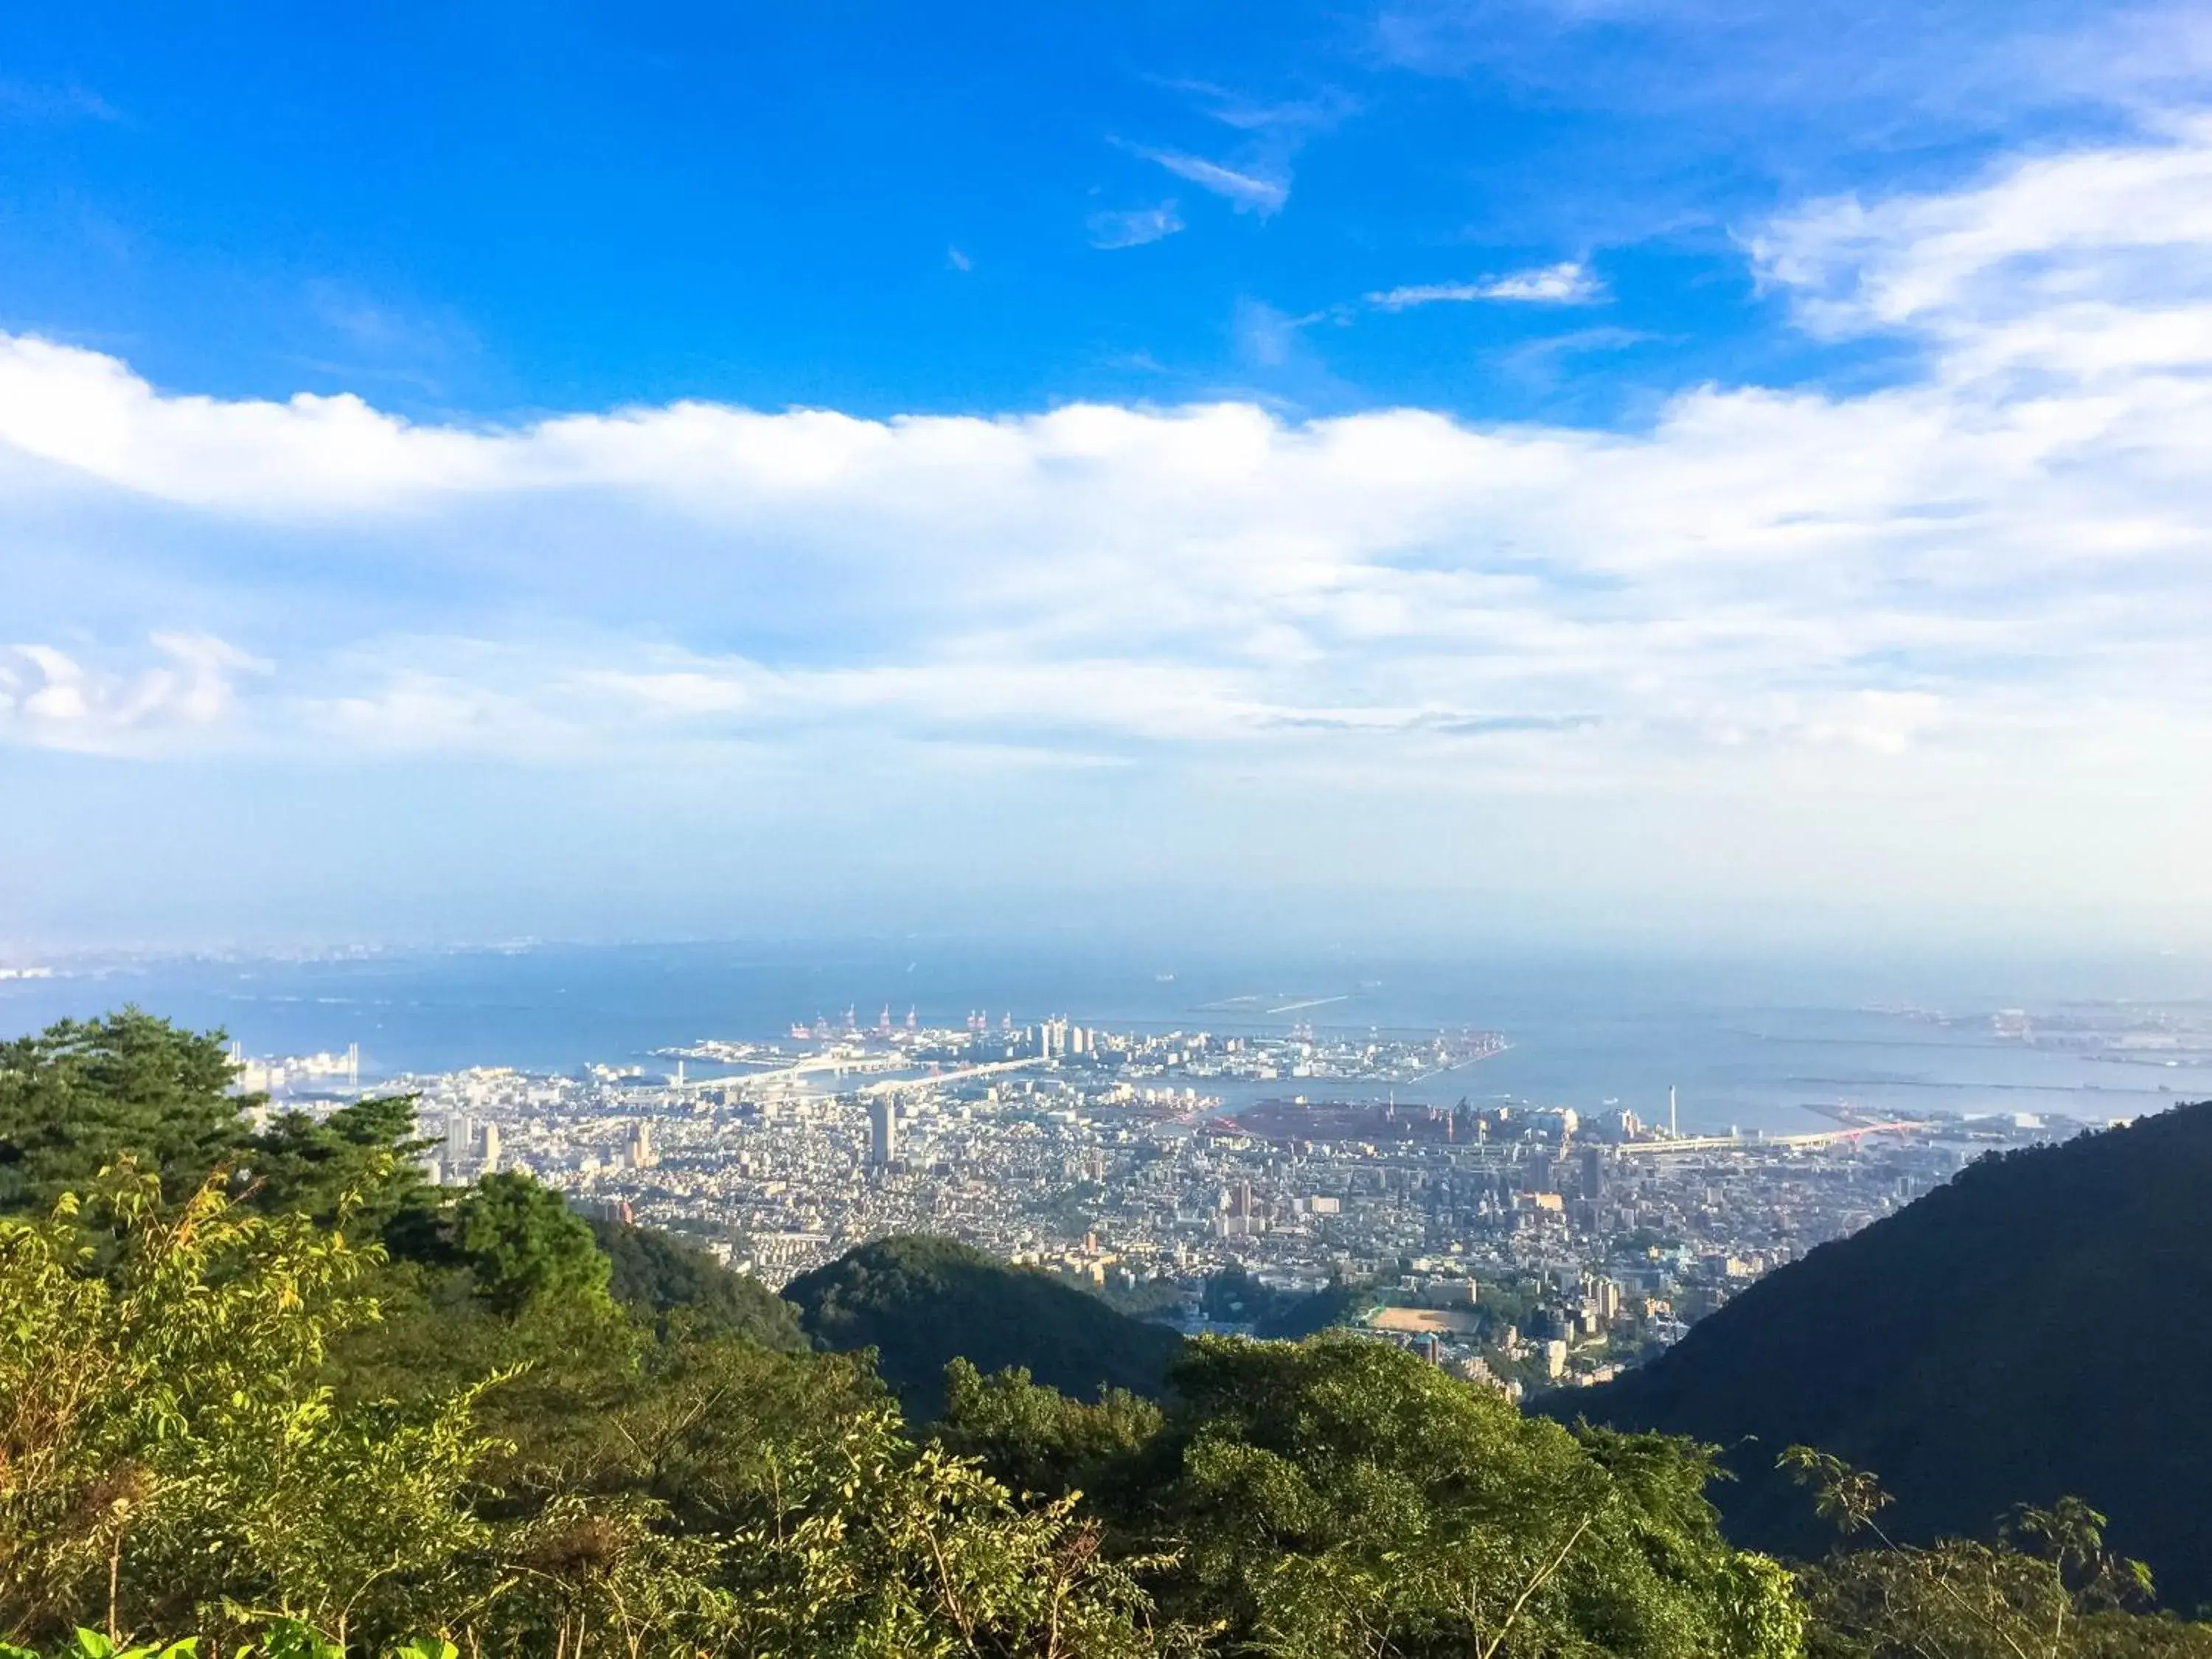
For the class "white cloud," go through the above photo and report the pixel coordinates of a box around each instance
[1753,115,2212,374]
[1124,145,1290,215]
[1087,202,1185,250]
[4,118,2212,933]
[1368,261,1605,308]
[0,634,268,754]
[0,335,504,512]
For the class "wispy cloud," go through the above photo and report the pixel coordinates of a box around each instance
[1105,80,1343,231]
[1087,201,1184,250]
[1367,262,1604,309]
[291,280,479,399]
[1496,325,1655,386]
[1233,299,1305,367]
[1151,78,1360,135]
[1123,144,1290,215]
[0,78,121,124]
[1371,0,2212,119]
[945,246,973,272]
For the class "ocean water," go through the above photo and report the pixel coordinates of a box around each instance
[3,941,2207,1136]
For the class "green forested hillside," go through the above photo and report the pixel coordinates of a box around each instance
[586,1214,807,1349]
[1562,1102,2212,1611]
[4,1010,2209,1658]
[784,1234,1186,1416]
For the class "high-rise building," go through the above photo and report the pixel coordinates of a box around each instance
[479,1121,501,1173]
[1579,1144,1606,1201]
[445,1113,476,1166]
[627,1120,655,1169]
[867,1098,899,1169]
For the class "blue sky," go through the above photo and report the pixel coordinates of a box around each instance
[5,0,2174,422]
[3,1,2211,953]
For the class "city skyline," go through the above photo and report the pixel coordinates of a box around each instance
[4,2,2211,952]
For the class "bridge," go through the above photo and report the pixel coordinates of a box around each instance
[712,1049,907,1092]
[1615,1119,1935,1156]
[855,1057,1036,1098]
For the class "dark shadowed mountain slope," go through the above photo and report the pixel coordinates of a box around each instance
[1556,1101,2212,1610]
[585,1215,808,1350]
[783,1234,1186,1419]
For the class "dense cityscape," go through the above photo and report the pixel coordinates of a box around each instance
[232,1001,2140,1402]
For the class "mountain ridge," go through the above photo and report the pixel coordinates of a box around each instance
[782,1233,1186,1419]
[1557,1099,2212,1608]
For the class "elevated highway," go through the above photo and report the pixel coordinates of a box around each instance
[856,1057,1035,1097]
[1615,1120,1934,1156]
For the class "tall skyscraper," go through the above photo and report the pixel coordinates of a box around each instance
[1579,1144,1606,1202]
[479,1121,501,1173]
[867,1098,898,1169]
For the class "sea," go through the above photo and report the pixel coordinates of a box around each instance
[4,940,2208,1138]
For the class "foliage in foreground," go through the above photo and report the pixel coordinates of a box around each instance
[0,1170,490,1649]
[0,1167,1184,1656]
[943,1338,1805,1659]
[1784,1448,2212,1659]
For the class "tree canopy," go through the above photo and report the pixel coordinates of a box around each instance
[585,1216,806,1349]
[0,1012,251,1213]
[785,1234,1186,1418]
[1141,1335,1803,1658]
[453,1170,613,1315]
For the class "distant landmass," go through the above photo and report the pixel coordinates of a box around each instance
[1557,1099,2212,1610]
[783,1234,1186,1417]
